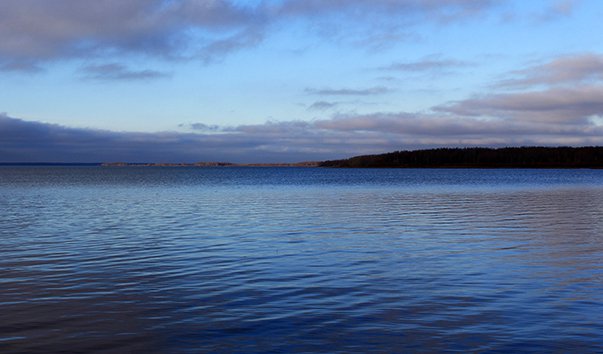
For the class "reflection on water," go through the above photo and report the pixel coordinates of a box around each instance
[1,167,603,352]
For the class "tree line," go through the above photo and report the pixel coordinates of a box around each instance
[319,147,603,168]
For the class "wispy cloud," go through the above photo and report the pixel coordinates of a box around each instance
[0,60,42,73]
[0,0,267,69]
[537,0,580,21]
[436,85,603,124]
[308,101,339,111]
[197,28,265,63]
[183,123,223,132]
[81,63,168,81]
[380,56,470,73]
[0,0,501,71]
[496,54,603,88]
[276,0,499,49]
[314,112,602,139]
[278,0,498,23]
[0,114,306,163]
[4,102,603,164]
[305,86,393,96]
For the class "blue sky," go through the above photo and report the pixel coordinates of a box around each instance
[1,0,603,162]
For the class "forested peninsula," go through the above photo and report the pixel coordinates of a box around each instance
[319,147,603,168]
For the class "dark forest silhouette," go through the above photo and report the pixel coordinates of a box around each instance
[319,147,603,168]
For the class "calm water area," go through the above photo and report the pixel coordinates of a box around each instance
[1,167,603,353]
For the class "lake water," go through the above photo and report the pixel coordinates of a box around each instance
[1,167,603,353]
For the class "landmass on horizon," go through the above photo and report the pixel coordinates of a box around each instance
[100,161,321,167]
[4,147,603,168]
[95,147,603,169]
[321,146,603,168]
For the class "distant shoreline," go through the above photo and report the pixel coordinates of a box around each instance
[0,162,320,167]
[3,147,603,169]
[0,163,102,166]
[1,164,602,169]
[99,161,321,167]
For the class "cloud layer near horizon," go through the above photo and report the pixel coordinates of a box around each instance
[3,102,603,163]
[4,51,603,163]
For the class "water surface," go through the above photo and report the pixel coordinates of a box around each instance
[1,167,603,352]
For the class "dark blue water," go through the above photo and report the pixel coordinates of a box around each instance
[1,167,603,353]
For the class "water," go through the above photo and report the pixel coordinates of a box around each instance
[1,167,603,353]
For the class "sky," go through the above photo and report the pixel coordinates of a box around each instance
[1,0,603,163]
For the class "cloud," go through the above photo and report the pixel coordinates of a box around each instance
[316,111,603,137]
[184,123,222,132]
[0,113,309,163]
[436,85,603,124]
[0,113,372,163]
[496,54,603,88]
[276,0,499,49]
[380,56,470,73]
[0,60,42,73]
[197,28,264,63]
[0,0,267,69]
[3,104,603,164]
[279,0,497,23]
[305,86,393,96]
[537,0,579,21]
[81,63,168,81]
[308,101,339,111]
[0,0,501,70]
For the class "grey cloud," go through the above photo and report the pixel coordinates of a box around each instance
[197,28,264,63]
[229,120,312,135]
[351,29,417,51]
[551,0,578,15]
[279,0,497,23]
[81,63,168,81]
[0,114,202,162]
[496,54,603,88]
[538,0,579,21]
[436,86,603,124]
[315,112,600,138]
[0,114,374,163]
[311,110,603,149]
[0,0,266,68]
[308,101,339,111]
[306,86,393,96]
[376,76,398,82]
[186,123,222,132]
[277,0,498,49]
[0,60,42,73]
[0,0,502,70]
[380,56,470,73]
[4,105,603,164]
